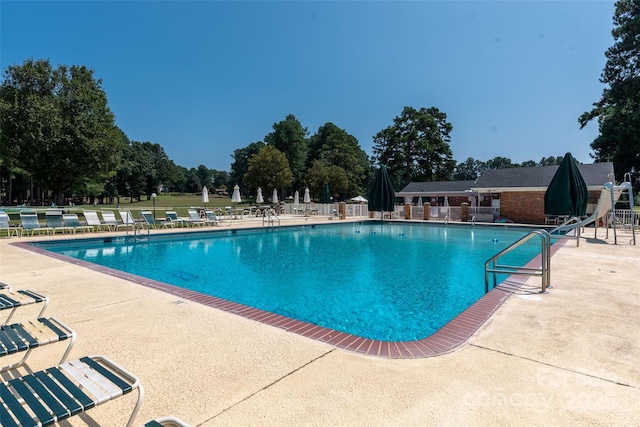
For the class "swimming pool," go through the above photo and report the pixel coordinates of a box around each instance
[28,222,543,342]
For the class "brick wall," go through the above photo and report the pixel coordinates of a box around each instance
[500,190,603,225]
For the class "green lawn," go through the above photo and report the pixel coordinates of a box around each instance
[2,194,259,224]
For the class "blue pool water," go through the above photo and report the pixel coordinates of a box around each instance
[31,222,543,341]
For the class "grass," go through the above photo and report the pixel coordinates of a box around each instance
[2,194,261,224]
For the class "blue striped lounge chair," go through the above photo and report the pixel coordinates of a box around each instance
[0,288,49,326]
[62,213,94,233]
[0,316,76,372]
[19,211,54,236]
[0,354,143,427]
[165,211,187,228]
[45,209,75,234]
[204,209,221,226]
[141,210,174,229]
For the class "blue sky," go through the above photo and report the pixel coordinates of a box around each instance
[2,1,615,172]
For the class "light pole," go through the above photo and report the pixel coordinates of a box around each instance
[151,193,157,220]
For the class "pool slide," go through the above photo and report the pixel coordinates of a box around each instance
[576,181,635,243]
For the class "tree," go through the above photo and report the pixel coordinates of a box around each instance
[115,141,173,201]
[0,58,123,205]
[372,106,455,190]
[264,114,308,190]
[196,165,212,189]
[307,122,369,197]
[243,145,293,196]
[211,169,230,191]
[304,160,329,198]
[538,156,564,166]
[453,157,486,180]
[230,141,265,194]
[579,0,640,185]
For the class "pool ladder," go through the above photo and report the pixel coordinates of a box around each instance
[485,229,551,294]
[263,211,280,228]
[123,210,150,242]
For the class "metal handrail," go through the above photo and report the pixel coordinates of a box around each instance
[548,216,582,247]
[263,211,280,227]
[485,229,551,294]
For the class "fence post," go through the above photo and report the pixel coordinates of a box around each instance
[424,203,430,220]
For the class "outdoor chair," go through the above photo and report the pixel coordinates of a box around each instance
[165,211,187,228]
[0,211,21,237]
[0,354,143,427]
[0,316,76,372]
[120,210,142,231]
[204,209,221,226]
[83,210,110,231]
[141,210,174,229]
[101,211,123,230]
[186,209,206,227]
[19,211,53,236]
[62,213,94,233]
[0,288,49,326]
[144,417,192,427]
[45,209,75,234]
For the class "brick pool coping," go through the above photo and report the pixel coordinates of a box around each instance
[15,236,566,359]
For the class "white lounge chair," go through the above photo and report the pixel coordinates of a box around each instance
[186,209,206,227]
[84,210,111,231]
[101,211,123,230]
[0,211,21,237]
[119,210,141,231]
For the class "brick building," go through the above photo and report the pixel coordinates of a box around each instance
[398,162,615,225]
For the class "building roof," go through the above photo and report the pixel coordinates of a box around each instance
[396,162,615,196]
[397,180,475,195]
[472,162,614,191]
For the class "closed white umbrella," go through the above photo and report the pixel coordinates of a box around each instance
[232,185,242,204]
[256,187,264,204]
[294,190,300,207]
[272,189,278,204]
[444,196,449,207]
[303,187,311,204]
[202,186,209,209]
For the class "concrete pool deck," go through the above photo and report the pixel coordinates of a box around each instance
[0,217,638,426]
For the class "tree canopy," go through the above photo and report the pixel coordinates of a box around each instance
[0,58,122,204]
[243,145,293,196]
[307,122,370,197]
[264,114,308,190]
[372,106,455,190]
[579,0,640,185]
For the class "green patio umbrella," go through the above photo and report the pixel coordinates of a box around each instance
[368,165,396,217]
[321,182,331,204]
[544,152,589,217]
